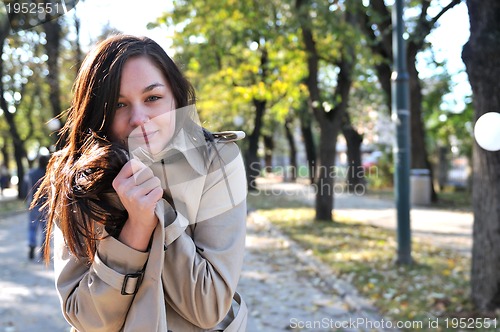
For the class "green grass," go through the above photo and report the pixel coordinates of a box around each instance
[434,189,472,211]
[365,187,472,211]
[0,198,26,214]
[247,192,496,331]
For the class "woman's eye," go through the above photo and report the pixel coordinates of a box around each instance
[146,96,161,102]
[116,102,126,109]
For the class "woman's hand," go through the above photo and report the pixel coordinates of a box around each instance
[112,159,163,251]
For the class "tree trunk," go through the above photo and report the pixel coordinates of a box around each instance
[245,47,268,191]
[437,146,449,191]
[74,6,83,74]
[314,118,341,221]
[44,13,62,149]
[284,117,297,182]
[44,16,61,119]
[246,99,266,191]
[263,134,274,174]
[299,106,316,184]
[342,112,364,188]
[407,43,438,202]
[1,143,9,168]
[462,0,500,312]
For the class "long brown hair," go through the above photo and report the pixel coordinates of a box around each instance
[35,35,196,263]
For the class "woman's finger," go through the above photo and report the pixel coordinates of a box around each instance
[112,159,152,191]
[130,164,154,186]
[130,176,162,199]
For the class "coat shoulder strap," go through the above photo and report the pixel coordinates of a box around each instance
[203,128,246,143]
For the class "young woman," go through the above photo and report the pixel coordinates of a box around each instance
[35,35,247,331]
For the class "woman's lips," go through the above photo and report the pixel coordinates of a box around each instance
[128,127,159,154]
[129,129,158,139]
[142,131,158,139]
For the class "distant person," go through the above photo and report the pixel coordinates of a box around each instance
[26,154,50,260]
[0,164,10,196]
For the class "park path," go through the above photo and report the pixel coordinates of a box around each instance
[241,211,392,331]
[0,211,68,332]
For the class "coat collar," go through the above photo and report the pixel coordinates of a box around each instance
[130,126,209,176]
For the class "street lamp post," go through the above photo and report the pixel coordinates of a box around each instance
[392,0,412,265]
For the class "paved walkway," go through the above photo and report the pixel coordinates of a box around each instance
[0,211,68,332]
[241,212,391,332]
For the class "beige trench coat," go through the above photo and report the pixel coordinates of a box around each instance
[53,133,248,332]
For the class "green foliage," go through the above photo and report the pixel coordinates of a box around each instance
[420,52,473,161]
[0,197,25,213]
[1,30,54,153]
[426,95,474,159]
[0,18,76,169]
[152,0,307,133]
[366,149,394,189]
[355,0,470,158]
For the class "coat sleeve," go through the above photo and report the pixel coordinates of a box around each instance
[162,142,247,329]
[53,224,149,332]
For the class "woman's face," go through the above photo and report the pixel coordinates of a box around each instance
[109,56,176,155]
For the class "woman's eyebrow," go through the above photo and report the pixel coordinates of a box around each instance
[118,83,165,98]
[143,83,165,93]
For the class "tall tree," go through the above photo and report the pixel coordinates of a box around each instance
[44,2,62,120]
[160,0,305,190]
[73,1,84,70]
[0,15,68,198]
[296,0,356,221]
[0,12,29,198]
[355,0,461,202]
[462,0,500,312]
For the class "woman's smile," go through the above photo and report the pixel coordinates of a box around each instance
[128,127,159,139]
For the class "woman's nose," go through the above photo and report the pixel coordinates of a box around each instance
[130,105,149,126]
